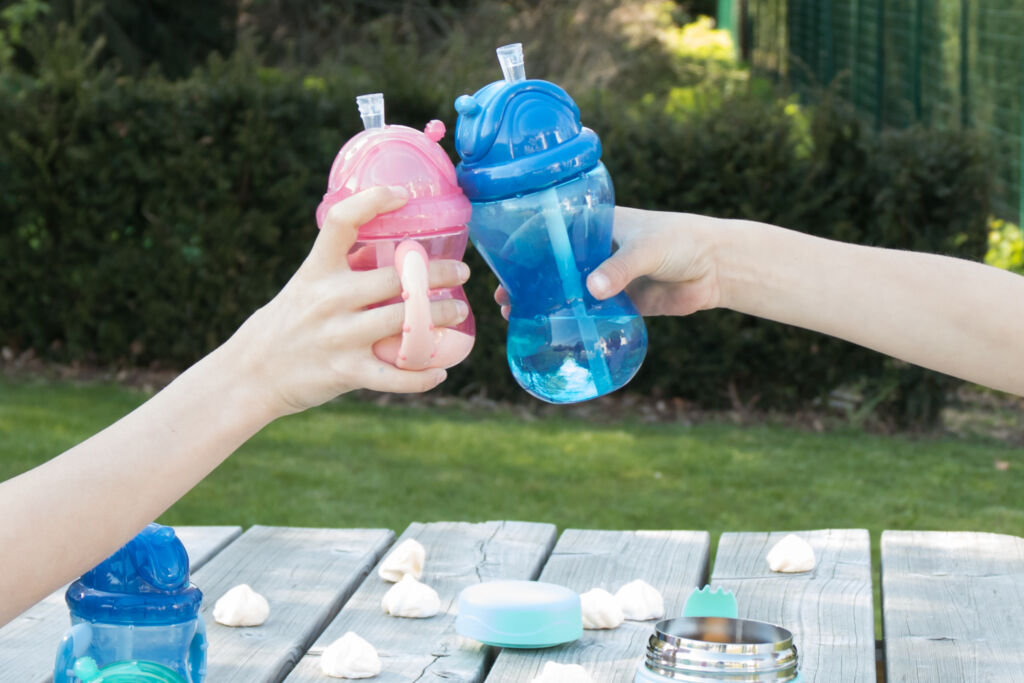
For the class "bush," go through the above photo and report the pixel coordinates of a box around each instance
[594,92,990,424]
[0,22,993,426]
[986,217,1024,274]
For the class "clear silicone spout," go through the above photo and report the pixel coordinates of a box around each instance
[356,93,385,129]
[496,43,526,83]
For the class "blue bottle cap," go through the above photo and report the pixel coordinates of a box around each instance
[454,45,601,201]
[455,580,582,648]
[66,524,202,626]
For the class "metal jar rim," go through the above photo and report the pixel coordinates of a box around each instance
[643,617,799,682]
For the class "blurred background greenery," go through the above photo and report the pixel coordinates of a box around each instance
[0,0,1022,428]
[1,5,1023,622]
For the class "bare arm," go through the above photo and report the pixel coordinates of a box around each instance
[0,187,471,624]
[581,206,1024,396]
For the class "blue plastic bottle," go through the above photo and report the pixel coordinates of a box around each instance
[54,524,206,683]
[454,44,647,404]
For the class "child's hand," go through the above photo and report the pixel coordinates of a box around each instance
[585,206,720,316]
[494,206,720,320]
[231,186,471,417]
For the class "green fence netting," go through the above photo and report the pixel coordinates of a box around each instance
[720,0,1024,226]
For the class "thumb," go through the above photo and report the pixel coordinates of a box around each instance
[309,186,409,273]
[587,240,661,300]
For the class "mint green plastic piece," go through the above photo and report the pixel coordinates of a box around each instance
[73,657,187,683]
[682,585,738,619]
[456,580,582,648]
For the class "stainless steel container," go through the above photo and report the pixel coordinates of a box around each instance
[635,616,800,682]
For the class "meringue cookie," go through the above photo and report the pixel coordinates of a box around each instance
[378,539,426,582]
[766,534,817,573]
[579,587,624,630]
[213,584,269,627]
[381,574,441,618]
[320,631,381,679]
[614,579,665,621]
[530,661,594,683]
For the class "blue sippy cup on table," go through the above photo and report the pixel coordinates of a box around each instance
[454,43,648,404]
[54,523,206,683]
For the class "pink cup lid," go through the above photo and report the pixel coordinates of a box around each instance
[316,95,471,238]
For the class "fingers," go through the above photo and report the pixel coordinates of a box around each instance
[493,286,511,320]
[308,187,409,275]
[586,238,664,301]
[346,297,470,345]
[429,259,471,291]
[337,259,471,311]
[358,362,448,394]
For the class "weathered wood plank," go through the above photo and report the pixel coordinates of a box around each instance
[283,520,558,683]
[197,525,394,683]
[484,529,710,683]
[882,530,1024,682]
[0,524,242,683]
[710,529,875,683]
[175,525,244,568]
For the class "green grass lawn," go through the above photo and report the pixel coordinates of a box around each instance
[4,375,1023,636]
[2,376,1022,536]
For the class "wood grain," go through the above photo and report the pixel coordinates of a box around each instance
[0,524,241,683]
[283,520,557,683]
[196,525,394,683]
[483,529,710,683]
[711,529,876,683]
[882,530,1024,682]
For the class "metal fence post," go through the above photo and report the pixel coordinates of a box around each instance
[875,0,885,131]
[718,0,736,50]
[912,0,922,122]
[851,0,859,107]
[822,0,834,86]
[960,0,969,128]
[1019,9,1024,228]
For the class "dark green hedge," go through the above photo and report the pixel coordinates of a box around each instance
[0,55,991,424]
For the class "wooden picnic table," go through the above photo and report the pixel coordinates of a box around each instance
[4,523,1022,682]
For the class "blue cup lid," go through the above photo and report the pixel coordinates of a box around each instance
[66,524,202,626]
[456,580,582,648]
[454,45,601,201]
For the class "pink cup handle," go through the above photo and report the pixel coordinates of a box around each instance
[391,240,434,370]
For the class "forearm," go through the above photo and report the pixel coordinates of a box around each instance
[714,218,1024,395]
[0,334,278,623]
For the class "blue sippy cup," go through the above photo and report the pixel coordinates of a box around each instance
[54,524,206,683]
[454,43,648,404]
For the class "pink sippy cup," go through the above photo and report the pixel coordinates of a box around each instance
[316,93,475,370]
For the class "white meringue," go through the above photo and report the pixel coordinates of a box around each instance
[579,587,624,630]
[614,579,665,621]
[381,574,441,618]
[212,584,270,627]
[530,661,594,683]
[320,631,382,679]
[378,539,426,582]
[766,534,817,573]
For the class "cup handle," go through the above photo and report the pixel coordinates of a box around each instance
[189,618,207,682]
[54,622,92,683]
[391,240,435,370]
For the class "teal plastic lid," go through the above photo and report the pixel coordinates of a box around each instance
[73,658,186,682]
[456,580,582,648]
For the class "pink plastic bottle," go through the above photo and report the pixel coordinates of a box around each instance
[316,93,475,370]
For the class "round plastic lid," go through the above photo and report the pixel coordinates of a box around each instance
[456,580,582,648]
[315,119,471,237]
[73,658,186,683]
